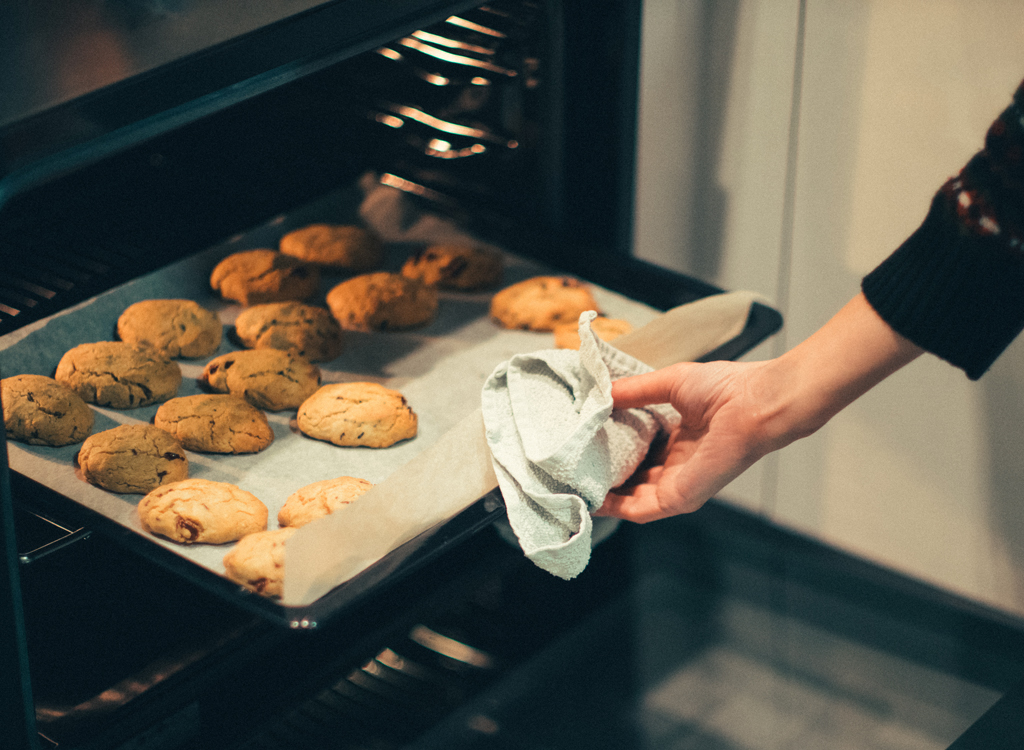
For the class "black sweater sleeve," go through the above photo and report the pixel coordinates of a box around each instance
[862,79,1024,380]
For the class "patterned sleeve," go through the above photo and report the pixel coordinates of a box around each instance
[862,78,1024,379]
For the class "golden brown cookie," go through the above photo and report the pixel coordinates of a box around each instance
[117,299,222,358]
[138,478,268,544]
[279,224,384,271]
[78,424,188,494]
[1,374,94,446]
[325,272,437,332]
[154,394,274,454]
[490,276,601,331]
[209,249,320,306]
[233,302,343,362]
[297,382,417,448]
[400,244,502,290]
[222,527,296,597]
[201,349,321,411]
[553,317,633,350]
[55,342,182,409]
[278,476,374,528]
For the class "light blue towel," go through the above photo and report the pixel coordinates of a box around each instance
[481,311,679,579]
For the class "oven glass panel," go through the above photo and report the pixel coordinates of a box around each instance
[0,0,328,128]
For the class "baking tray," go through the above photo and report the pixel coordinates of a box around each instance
[1,182,782,627]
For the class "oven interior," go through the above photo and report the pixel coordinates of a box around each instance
[3,2,1024,749]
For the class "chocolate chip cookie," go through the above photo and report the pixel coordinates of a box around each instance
[400,244,502,290]
[55,341,182,409]
[222,527,295,597]
[137,478,268,544]
[201,349,321,411]
[117,299,222,358]
[277,475,374,528]
[1,374,94,446]
[154,394,274,453]
[296,382,417,448]
[78,423,188,494]
[209,249,320,306]
[325,272,437,332]
[553,316,633,349]
[490,276,600,331]
[279,224,384,271]
[233,302,343,362]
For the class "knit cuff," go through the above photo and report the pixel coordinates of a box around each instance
[862,190,1024,379]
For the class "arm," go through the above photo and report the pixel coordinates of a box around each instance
[597,292,923,523]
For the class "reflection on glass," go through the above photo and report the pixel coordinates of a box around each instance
[0,0,328,128]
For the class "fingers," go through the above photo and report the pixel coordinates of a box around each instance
[611,364,688,410]
[597,462,702,524]
[596,484,667,524]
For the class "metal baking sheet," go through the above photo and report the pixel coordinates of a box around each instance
[0,183,667,619]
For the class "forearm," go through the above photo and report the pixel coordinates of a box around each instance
[756,292,924,448]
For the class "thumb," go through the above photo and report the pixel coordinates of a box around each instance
[611,363,690,410]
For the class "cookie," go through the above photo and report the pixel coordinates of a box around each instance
[297,382,417,448]
[55,341,182,409]
[138,478,268,544]
[209,249,320,306]
[278,475,374,528]
[222,527,296,598]
[233,302,343,362]
[117,299,222,358]
[490,276,600,331]
[1,374,94,446]
[553,316,633,349]
[279,224,384,271]
[325,272,437,332]
[154,394,274,453]
[201,349,321,411]
[400,244,502,290]
[78,424,188,494]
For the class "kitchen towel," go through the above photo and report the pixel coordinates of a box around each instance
[481,311,680,580]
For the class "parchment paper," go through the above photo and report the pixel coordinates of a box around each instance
[283,289,761,604]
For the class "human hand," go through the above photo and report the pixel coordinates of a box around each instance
[596,360,781,523]
[596,293,923,524]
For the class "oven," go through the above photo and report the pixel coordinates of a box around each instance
[2,2,1023,749]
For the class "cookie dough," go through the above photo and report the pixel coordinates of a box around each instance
[222,527,295,597]
[233,302,343,362]
[400,244,502,290]
[279,224,384,271]
[1,374,94,446]
[138,478,268,544]
[490,276,600,331]
[297,382,417,448]
[201,349,321,411]
[154,394,274,454]
[55,341,182,409]
[278,475,374,528]
[553,316,633,349]
[325,272,437,332]
[78,424,188,494]
[117,299,222,358]
[209,249,320,306]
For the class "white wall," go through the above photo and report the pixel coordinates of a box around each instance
[634,0,1024,618]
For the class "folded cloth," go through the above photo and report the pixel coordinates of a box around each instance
[481,311,679,579]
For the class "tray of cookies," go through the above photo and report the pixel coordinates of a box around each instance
[1,179,696,624]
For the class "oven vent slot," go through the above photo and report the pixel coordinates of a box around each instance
[0,242,141,338]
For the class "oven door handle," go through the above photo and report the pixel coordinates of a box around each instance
[1,416,41,749]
